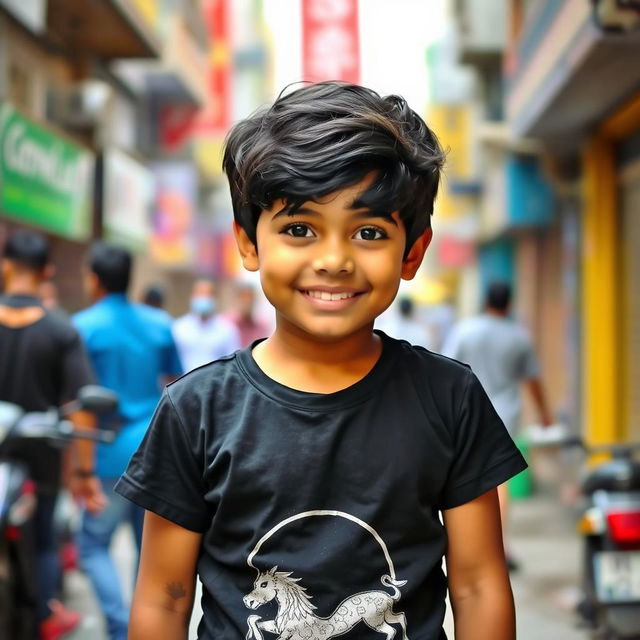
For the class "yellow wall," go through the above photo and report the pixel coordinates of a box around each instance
[427,105,472,220]
[583,95,640,443]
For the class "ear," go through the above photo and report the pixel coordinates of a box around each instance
[43,264,55,281]
[401,228,432,280]
[268,566,278,575]
[233,222,259,272]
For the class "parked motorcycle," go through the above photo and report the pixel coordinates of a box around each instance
[558,436,640,639]
[0,385,118,640]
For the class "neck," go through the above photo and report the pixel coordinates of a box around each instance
[252,319,382,393]
[4,276,40,297]
[486,307,507,317]
[268,320,380,366]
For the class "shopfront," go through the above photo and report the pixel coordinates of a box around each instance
[0,102,95,308]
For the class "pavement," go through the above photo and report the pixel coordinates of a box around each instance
[64,492,590,640]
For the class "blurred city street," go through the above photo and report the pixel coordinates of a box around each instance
[64,491,590,640]
[1,0,640,637]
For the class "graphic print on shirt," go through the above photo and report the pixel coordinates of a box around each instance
[243,510,409,640]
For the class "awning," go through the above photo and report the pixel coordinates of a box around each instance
[46,0,161,59]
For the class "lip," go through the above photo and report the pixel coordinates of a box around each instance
[298,286,365,310]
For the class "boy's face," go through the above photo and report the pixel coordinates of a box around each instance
[234,173,431,343]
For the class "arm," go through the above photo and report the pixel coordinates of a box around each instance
[68,409,107,513]
[443,488,515,640]
[129,511,202,640]
[525,378,553,427]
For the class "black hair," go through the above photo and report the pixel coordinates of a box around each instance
[398,296,414,318]
[3,229,50,271]
[142,284,165,308]
[223,82,445,254]
[486,281,512,312]
[89,242,131,294]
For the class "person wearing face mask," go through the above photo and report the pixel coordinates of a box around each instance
[172,279,241,372]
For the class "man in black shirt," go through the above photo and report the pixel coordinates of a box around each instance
[0,230,103,638]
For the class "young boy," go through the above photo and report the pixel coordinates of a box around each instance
[116,82,526,640]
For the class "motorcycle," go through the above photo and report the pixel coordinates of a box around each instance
[0,385,118,640]
[557,436,640,639]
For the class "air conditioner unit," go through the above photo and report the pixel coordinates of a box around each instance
[46,80,114,129]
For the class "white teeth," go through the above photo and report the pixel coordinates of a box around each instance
[306,290,356,301]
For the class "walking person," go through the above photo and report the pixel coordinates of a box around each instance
[172,278,240,371]
[117,82,525,640]
[73,243,182,640]
[0,229,102,640]
[226,282,271,347]
[443,280,553,568]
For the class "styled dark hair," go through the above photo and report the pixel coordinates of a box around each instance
[486,281,512,311]
[223,82,445,253]
[3,229,50,271]
[89,242,131,294]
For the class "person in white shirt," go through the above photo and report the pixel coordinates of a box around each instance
[172,279,241,372]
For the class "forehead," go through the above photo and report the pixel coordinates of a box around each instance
[193,280,215,296]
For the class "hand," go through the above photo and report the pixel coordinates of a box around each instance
[70,474,108,513]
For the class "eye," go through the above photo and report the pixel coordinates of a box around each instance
[260,581,268,588]
[283,223,314,238]
[354,226,387,241]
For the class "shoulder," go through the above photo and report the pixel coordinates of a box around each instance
[394,335,470,375]
[72,303,104,331]
[172,313,192,330]
[40,310,83,347]
[133,303,173,328]
[214,314,240,333]
[165,351,241,407]
[386,333,474,398]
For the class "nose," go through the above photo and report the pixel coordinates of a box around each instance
[311,238,354,276]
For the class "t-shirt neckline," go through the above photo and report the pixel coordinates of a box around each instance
[235,329,399,411]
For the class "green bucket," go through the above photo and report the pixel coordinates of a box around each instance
[508,435,533,499]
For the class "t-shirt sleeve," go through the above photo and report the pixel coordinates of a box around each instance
[519,334,540,379]
[59,327,95,404]
[115,389,210,532]
[438,369,527,510]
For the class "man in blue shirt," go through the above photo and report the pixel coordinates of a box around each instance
[73,242,183,640]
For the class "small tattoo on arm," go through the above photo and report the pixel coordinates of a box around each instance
[166,581,187,600]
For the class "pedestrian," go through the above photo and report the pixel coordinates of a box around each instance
[0,229,103,640]
[73,242,183,640]
[226,282,271,347]
[379,295,434,348]
[141,283,166,311]
[117,82,526,640]
[172,278,241,371]
[443,280,553,569]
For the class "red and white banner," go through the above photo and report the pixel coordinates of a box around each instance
[302,0,360,84]
[195,0,232,136]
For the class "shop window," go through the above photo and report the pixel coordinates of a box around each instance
[8,60,32,111]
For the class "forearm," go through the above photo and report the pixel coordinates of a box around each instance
[128,601,191,640]
[450,578,515,640]
[526,378,552,425]
[69,409,97,472]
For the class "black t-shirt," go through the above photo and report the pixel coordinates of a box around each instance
[0,294,95,491]
[116,332,526,640]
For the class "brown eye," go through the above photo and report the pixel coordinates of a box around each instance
[283,224,313,238]
[354,226,386,241]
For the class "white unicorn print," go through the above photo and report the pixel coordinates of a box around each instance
[243,566,409,640]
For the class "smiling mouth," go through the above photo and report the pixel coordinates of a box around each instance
[303,290,360,301]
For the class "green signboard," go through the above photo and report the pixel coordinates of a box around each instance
[0,103,94,240]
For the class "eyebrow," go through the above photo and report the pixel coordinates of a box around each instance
[271,205,398,226]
